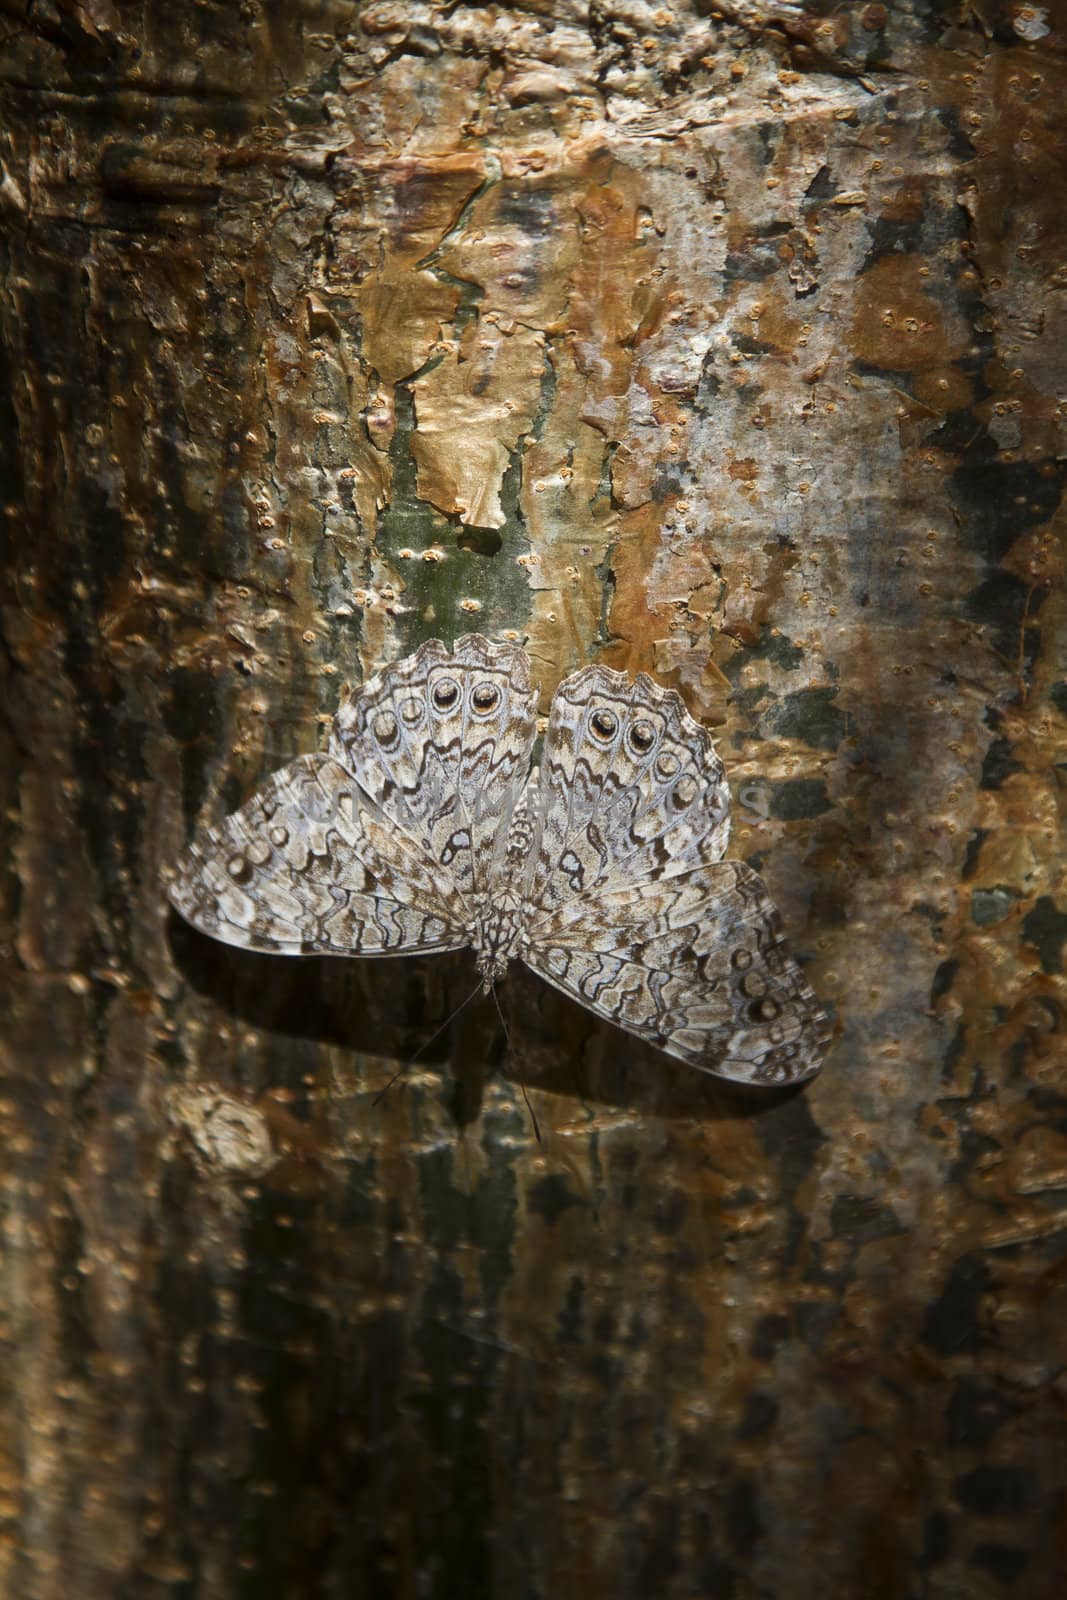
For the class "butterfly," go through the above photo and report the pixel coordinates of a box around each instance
[166,634,830,1085]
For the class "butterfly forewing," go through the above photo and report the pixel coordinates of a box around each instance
[167,754,468,957]
[520,859,829,1085]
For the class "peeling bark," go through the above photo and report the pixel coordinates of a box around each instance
[2,3,1066,1597]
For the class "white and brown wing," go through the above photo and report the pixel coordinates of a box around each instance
[168,637,829,1083]
[523,858,830,1085]
[167,754,469,957]
[329,634,538,912]
[169,634,538,958]
[518,664,830,1085]
[522,661,732,914]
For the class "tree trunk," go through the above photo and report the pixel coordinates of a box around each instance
[3,3,1066,1596]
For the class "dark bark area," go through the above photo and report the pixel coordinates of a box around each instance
[2,3,1066,1598]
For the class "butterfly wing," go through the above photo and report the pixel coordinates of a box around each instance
[518,665,829,1084]
[329,634,538,914]
[169,634,538,959]
[524,859,829,1084]
[167,754,470,956]
[524,661,732,910]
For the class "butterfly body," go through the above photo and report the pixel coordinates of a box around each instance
[168,635,830,1085]
[473,895,526,990]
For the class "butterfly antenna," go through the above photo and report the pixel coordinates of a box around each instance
[491,982,541,1144]
[372,975,485,1108]
[490,979,512,1054]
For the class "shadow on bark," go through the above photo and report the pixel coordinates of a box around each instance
[168,910,813,1127]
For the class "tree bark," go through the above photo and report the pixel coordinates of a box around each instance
[2,2,1066,1597]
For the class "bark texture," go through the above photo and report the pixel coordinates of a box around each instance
[2,2,1066,1597]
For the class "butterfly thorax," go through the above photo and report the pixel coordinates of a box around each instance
[474,899,525,991]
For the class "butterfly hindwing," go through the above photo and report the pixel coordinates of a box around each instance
[329,634,538,908]
[523,663,731,914]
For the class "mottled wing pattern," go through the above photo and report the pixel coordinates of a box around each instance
[169,634,537,957]
[168,635,828,1085]
[167,754,469,957]
[524,860,829,1085]
[329,634,538,907]
[524,663,732,913]
[519,665,829,1085]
